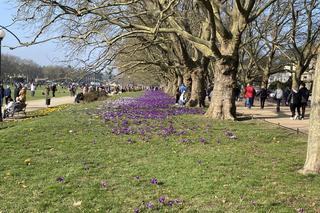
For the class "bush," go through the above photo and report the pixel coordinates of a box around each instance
[83,91,108,102]
[83,91,99,102]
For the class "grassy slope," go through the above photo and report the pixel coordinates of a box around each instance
[0,93,318,212]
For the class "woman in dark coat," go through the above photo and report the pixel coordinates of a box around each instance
[287,88,301,120]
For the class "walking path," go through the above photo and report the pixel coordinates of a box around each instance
[237,101,310,134]
[25,96,75,112]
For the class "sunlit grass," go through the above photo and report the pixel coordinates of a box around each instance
[0,92,317,212]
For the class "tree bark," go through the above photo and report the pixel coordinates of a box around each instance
[205,57,237,120]
[261,70,269,88]
[177,72,183,87]
[187,68,206,107]
[164,78,178,96]
[300,54,320,174]
[291,66,304,90]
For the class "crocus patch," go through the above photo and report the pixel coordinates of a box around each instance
[101,91,205,141]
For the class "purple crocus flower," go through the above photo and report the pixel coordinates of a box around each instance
[133,208,140,213]
[180,138,190,143]
[199,138,206,144]
[158,196,165,203]
[167,200,174,207]
[102,91,204,138]
[145,202,154,209]
[150,178,158,185]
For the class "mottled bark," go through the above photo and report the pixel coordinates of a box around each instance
[205,57,237,120]
[291,70,302,90]
[261,70,269,88]
[187,68,206,107]
[177,73,183,87]
[300,54,320,174]
[164,78,178,96]
[183,71,192,101]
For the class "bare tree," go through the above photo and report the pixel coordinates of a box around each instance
[11,0,276,118]
[300,53,320,174]
[241,1,290,88]
[281,0,320,90]
[127,0,276,118]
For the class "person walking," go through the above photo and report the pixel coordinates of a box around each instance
[287,88,301,120]
[234,85,241,101]
[51,84,57,97]
[44,85,51,107]
[0,84,4,108]
[257,86,268,109]
[82,84,89,95]
[178,83,187,106]
[207,85,213,102]
[299,82,309,120]
[30,82,36,97]
[274,85,283,112]
[179,83,187,94]
[13,83,21,102]
[244,83,255,109]
[4,85,11,105]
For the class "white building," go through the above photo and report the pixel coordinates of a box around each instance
[268,71,291,84]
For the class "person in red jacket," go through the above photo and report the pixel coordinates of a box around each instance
[244,83,255,109]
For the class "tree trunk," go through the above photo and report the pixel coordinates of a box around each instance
[291,69,302,90]
[187,68,206,107]
[205,58,237,120]
[261,70,269,89]
[177,72,183,86]
[300,54,320,174]
[164,78,177,96]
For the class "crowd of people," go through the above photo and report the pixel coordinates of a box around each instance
[243,82,310,120]
[0,83,28,118]
[174,81,310,120]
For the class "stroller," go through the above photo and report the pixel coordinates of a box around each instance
[3,102,27,118]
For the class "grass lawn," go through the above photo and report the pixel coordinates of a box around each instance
[26,86,70,101]
[0,92,318,212]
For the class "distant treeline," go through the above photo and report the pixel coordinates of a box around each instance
[0,54,80,82]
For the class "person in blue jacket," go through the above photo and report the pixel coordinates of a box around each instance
[4,85,11,105]
[179,83,187,94]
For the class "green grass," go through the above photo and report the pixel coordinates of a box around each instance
[26,86,70,101]
[0,93,318,212]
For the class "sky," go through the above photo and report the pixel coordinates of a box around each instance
[0,1,63,66]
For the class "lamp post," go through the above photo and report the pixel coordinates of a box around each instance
[0,29,6,121]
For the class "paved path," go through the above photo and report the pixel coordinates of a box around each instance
[237,101,310,133]
[25,96,75,112]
